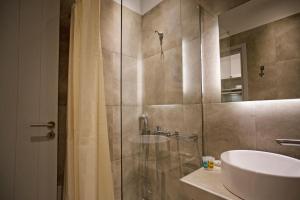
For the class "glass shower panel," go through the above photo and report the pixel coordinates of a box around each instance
[121,0,203,199]
[100,0,122,199]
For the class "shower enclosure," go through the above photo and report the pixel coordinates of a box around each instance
[119,0,203,199]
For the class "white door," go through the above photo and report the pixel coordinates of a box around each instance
[0,0,60,199]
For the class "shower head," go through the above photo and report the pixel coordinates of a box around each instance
[155,30,163,35]
[155,30,164,39]
[155,30,164,55]
[154,30,164,45]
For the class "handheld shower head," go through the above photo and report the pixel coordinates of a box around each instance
[155,30,163,35]
[155,31,164,57]
[155,30,164,45]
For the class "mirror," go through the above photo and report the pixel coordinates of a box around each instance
[218,0,300,102]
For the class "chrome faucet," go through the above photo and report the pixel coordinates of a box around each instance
[154,126,165,135]
[276,139,300,147]
[154,126,176,137]
[139,114,149,135]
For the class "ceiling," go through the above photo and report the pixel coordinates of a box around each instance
[219,0,300,37]
[197,0,250,15]
[113,0,162,15]
[115,0,252,16]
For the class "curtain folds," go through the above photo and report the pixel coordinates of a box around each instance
[64,0,115,199]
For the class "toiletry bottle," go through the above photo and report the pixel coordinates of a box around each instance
[208,156,215,170]
[202,156,208,169]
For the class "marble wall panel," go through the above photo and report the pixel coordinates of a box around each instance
[204,102,256,158]
[143,47,183,105]
[142,0,181,58]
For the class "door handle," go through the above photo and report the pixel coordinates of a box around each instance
[30,121,55,129]
[30,121,56,140]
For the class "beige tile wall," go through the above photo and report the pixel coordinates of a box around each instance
[183,38,202,104]
[142,0,181,58]
[141,0,203,171]
[204,102,256,158]
[101,0,142,199]
[202,10,221,104]
[143,47,183,105]
[204,100,300,160]
[142,0,202,118]
[254,100,300,159]
[141,0,203,199]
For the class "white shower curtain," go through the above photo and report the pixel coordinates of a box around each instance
[64,0,115,199]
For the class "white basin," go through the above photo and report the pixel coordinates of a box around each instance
[130,135,170,161]
[221,150,300,200]
[129,135,170,144]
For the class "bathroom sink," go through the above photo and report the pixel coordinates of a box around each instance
[221,150,300,200]
[129,135,170,144]
[130,135,170,161]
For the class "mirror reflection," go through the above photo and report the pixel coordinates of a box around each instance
[218,0,300,102]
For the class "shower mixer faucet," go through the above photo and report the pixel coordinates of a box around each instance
[139,114,149,135]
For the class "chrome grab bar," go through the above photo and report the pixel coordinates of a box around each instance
[276,139,300,147]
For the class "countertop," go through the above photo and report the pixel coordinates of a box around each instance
[180,167,242,200]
